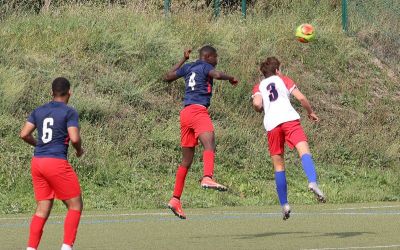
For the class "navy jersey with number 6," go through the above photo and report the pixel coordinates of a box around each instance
[27,101,79,159]
[176,60,215,108]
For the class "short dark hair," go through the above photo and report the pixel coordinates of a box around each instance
[199,45,217,56]
[52,77,70,97]
[260,57,280,78]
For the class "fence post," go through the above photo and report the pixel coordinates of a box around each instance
[214,0,220,17]
[342,0,348,32]
[164,0,171,16]
[242,0,246,18]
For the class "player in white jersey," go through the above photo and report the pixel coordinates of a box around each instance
[252,57,326,220]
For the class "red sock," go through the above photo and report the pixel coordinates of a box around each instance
[63,209,81,246]
[203,150,215,178]
[28,215,47,248]
[172,165,189,199]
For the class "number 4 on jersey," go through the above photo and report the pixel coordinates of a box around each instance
[188,72,196,91]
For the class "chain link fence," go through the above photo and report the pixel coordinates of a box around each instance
[346,0,400,71]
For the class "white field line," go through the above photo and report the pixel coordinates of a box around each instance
[1,204,399,221]
[323,205,400,211]
[302,244,400,250]
[0,212,170,221]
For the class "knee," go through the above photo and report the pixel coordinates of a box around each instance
[274,165,285,172]
[65,197,83,212]
[35,206,51,218]
[68,203,83,212]
[199,133,215,150]
[71,200,83,212]
[180,161,192,168]
[202,141,215,151]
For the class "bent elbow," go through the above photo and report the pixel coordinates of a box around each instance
[214,72,223,79]
[253,103,263,112]
[163,72,176,83]
[69,137,80,145]
[162,75,170,82]
[255,105,263,112]
[20,132,28,140]
[298,97,306,103]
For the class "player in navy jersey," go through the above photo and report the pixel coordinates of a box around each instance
[163,46,238,219]
[20,77,84,250]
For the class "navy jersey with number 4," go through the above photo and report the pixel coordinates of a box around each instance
[176,60,215,108]
[27,101,79,159]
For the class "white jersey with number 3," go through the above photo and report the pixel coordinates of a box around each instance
[253,75,300,131]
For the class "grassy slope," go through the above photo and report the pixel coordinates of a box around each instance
[0,2,399,214]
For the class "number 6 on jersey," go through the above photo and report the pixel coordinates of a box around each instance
[42,117,54,143]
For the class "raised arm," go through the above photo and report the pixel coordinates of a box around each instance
[291,88,319,122]
[163,49,192,82]
[208,70,238,85]
[68,127,84,157]
[20,122,37,146]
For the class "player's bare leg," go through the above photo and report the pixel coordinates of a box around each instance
[198,131,227,191]
[35,199,54,218]
[272,155,291,220]
[61,195,83,250]
[27,199,53,250]
[295,141,326,203]
[168,147,195,219]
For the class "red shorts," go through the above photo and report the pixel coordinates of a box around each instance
[31,157,81,201]
[267,120,307,156]
[180,104,214,147]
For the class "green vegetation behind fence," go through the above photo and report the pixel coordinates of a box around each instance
[347,0,400,72]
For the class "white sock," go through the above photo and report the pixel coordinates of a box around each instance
[61,244,73,250]
[27,247,36,250]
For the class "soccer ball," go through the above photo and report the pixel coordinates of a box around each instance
[295,24,315,43]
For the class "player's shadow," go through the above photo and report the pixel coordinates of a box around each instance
[234,231,308,239]
[234,231,375,240]
[316,232,376,239]
[190,232,307,240]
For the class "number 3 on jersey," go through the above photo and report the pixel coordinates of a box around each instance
[42,117,54,143]
[188,72,196,90]
[267,83,278,102]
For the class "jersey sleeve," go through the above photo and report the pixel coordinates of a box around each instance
[27,110,36,125]
[251,83,261,98]
[67,109,79,128]
[281,76,297,93]
[176,64,189,78]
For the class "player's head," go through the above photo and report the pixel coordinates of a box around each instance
[52,77,71,101]
[199,45,218,66]
[260,57,280,78]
